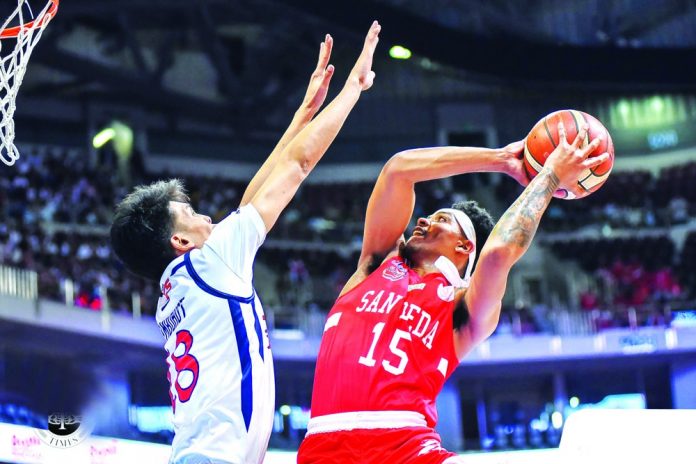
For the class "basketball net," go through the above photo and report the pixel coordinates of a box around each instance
[0,0,58,166]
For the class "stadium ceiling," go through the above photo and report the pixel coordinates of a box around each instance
[20,0,696,129]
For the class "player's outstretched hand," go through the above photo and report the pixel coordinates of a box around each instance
[502,140,528,187]
[504,139,575,199]
[545,121,610,197]
[347,20,381,91]
[300,34,335,116]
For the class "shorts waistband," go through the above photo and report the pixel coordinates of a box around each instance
[306,411,427,435]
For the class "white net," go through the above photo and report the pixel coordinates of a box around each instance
[0,0,57,166]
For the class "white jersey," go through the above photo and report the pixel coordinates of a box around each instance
[155,205,274,464]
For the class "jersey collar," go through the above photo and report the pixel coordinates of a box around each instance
[159,254,187,290]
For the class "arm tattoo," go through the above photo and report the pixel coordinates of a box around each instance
[492,167,559,249]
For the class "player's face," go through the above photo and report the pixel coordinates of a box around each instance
[406,211,469,265]
[169,201,213,251]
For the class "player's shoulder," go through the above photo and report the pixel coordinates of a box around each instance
[339,252,403,297]
[206,205,266,246]
[372,248,411,276]
[217,204,264,231]
[187,248,254,298]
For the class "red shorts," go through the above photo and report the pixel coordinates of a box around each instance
[297,427,463,464]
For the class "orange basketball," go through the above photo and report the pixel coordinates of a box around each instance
[524,109,614,200]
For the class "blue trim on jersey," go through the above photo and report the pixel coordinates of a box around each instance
[250,298,264,361]
[183,252,254,303]
[183,251,262,430]
[170,260,186,276]
[228,298,254,431]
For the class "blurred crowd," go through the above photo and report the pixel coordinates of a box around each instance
[0,145,459,315]
[0,145,694,331]
[555,238,681,304]
[495,163,696,231]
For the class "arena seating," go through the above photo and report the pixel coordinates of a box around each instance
[495,166,694,231]
[0,402,43,428]
[679,231,696,300]
[1,146,694,328]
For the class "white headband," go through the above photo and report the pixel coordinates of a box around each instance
[433,208,477,288]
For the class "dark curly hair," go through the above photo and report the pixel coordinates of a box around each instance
[110,179,189,281]
[451,200,495,271]
[451,200,495,330]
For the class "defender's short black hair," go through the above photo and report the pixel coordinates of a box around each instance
[451,200,495,271]
[110,179,189,281]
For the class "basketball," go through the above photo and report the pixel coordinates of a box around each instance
[524,109,614,200]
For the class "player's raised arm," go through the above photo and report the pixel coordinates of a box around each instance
[240,35,335,207]
[251,21,380,231]
[358,141,526,268]
[459,122,610,356]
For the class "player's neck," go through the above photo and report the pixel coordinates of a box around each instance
[400,243,458,277]
[409,258,440,278]
[409,252,467,281]
[400,245,438,277]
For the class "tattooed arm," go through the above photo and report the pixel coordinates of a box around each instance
[454,121,609,358]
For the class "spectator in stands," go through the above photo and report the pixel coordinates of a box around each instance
[2,139,695,330]
[579,289,600,312]
[669,197,689,224]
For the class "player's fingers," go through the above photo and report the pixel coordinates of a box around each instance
[320,34,333,70]
[321,64,335,87]
[557,120,567,146]
[314,41,326,73]
[363,20,381,54]
[570,124,589,151]
[579,137,602,159]
[314,35,332,74]
[583,152,610,169]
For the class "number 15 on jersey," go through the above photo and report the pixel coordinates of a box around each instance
[358,322,411,375]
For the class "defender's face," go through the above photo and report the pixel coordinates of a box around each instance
[406,211,467,262]
[170,201,213,250]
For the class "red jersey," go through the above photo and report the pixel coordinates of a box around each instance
[310,257,460,428]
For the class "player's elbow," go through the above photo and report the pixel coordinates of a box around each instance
[382,152,413,181]
[297,158,311,177]
[477,313,500,341]
[468,307,501,346]
[286,146,313,177]
[285,127,331,177]
[478,243,519,269]
[382,154,403,177]
[273,157,310,190]
[293,160,311,183]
